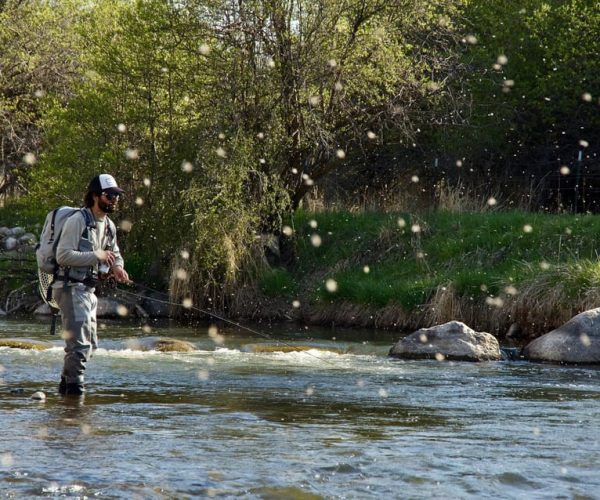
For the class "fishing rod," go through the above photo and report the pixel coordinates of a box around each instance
[38,266,337,365]
[116,282,338,366]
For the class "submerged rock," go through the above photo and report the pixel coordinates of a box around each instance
[523,308,600,364]
[125,336,197,352]
[389,320,502,362]
[0,339,52,350]
[245,343,343,354]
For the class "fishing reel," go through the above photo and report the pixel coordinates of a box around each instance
[96,264,117,291]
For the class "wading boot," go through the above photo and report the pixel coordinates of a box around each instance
[58,376,66,395]
[59,377,85,396]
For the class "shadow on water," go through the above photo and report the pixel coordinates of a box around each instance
[1,381,450,441]
[506,387,600,402]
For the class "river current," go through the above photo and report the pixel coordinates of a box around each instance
[1,318,599,499]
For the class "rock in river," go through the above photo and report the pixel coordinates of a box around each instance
[389,320,502,362]
[523,307,600,364]
[124,336,198,352]
[0,339,53,350]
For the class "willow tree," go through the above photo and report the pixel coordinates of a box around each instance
[196,0,466,207]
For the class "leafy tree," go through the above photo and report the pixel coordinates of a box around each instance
[167,0,469,306]
[445,0,600,195]
[30,0,215,265]
[0,0,81,201]
[197,0,466,207]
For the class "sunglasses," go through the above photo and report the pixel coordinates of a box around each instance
[102,191,121,201]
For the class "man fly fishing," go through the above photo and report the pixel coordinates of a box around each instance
[53,174,130,396]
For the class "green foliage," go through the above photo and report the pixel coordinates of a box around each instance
[0,0,82,198]
[9,0,600,309]
[444,0,600,170]
[171,133,292,305]
[259,267,297,298]
[0,200,46,231]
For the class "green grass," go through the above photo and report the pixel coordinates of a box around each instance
[257,209,600,311]
[259,267,298,297]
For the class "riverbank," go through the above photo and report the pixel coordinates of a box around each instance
[3,209,600,341]
[242,210,600,341]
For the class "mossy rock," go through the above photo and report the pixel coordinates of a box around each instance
[125,336,198,352]
[0,338,52,350]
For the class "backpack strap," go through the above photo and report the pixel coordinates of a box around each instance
[79,208,96,239]
[105,217,115,250]
[47,208,60,244]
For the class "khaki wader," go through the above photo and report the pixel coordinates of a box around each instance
[53,283,98,385]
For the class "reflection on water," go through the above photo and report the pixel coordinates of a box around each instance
[1,317,600,498]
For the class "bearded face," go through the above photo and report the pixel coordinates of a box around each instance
[96,192,120,213]
[99,198,116,213]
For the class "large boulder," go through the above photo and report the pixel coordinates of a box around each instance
[9,226,25,237]
[523,308,600,364]
[389,320,502,361]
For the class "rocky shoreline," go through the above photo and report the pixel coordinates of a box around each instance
[0,225,38,252]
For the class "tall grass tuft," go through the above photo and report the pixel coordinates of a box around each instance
[435,180,500,213]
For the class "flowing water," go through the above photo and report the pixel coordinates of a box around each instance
[1,317,599,499]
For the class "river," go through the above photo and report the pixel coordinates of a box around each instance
[1,317,599,498]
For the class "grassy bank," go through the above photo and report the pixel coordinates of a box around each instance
[256,210,600,338]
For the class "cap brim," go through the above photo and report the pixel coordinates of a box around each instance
[104,187,125,194]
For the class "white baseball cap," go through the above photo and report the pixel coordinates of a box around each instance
[88,174,125,194]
